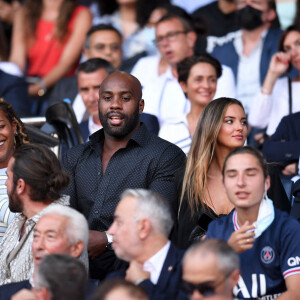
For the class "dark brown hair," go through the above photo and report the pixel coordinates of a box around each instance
[222,146,269,179]
[177,54,222,84]
[12,144,69,202]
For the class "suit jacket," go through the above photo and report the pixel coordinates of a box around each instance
[48,76,78,106]
[212,28,297,85]
[0,70,31,116]
[107,243,184,300]
[263,112,300,164]
[0,280,31,300]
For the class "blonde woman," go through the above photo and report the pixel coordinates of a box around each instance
[173,97,290,249]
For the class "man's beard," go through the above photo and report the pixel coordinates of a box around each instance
[8,183,23,213]
[99,105,140,139]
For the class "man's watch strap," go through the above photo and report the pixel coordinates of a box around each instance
[105,231,113,249]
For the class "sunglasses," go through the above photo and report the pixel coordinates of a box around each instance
[181,280,216,296]
[181,269,233,297]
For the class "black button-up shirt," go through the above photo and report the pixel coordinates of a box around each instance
[62,124,186,231]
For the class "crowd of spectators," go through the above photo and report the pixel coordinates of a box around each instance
[0,0,300,299]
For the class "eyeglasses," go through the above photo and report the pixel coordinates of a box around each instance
[91,43,121,52]
[154,31,187,45]
[181,271,232,296]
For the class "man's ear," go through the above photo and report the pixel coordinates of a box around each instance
[139,99,145,115]
[16,178,26,195]
[229,269,240,288]
[265,8,276,23]
[82,48,90,60]
[137,218,151,240]
[186,31,197,49]
[70,240,85,258]
[265,175,271,191]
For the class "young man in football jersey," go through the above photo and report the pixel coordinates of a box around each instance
[206,146,300,300]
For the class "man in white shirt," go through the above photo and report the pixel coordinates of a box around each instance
[0,206,89,299]
[0,144,70,285]
[107,189,184,300]
[132,14,236,126]
[49,24,123,123]
[212,0,280,115]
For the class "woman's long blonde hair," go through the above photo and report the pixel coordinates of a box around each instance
[179,98,245,217]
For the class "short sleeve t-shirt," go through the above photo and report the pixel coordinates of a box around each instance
[206,209,300,299]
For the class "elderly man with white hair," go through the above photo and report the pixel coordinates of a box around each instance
[0,206,89,300]
[107,188,184,300]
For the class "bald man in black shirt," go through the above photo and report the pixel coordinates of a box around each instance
[62,71,186,279]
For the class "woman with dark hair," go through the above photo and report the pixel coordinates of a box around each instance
[9,0,91,100]
[159,54,222,155]
[249,24,300,137]
[173,98,290,249]
[90,0,169,59]
[0,98,30,240]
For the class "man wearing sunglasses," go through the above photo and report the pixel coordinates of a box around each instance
[181,239,240,300]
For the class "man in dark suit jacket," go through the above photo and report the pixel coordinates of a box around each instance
[107,189,184,300]
[263,111,300,177]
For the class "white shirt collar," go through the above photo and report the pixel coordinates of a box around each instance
[143,241,171,284]
[88,115,102,139]
[232,198,275,238]
[234,29,268,57]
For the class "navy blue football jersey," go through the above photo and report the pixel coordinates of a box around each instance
[206,209,300,299]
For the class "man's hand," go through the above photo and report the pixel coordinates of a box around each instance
[254,132,268,145]
[228,221,255,254]
[88,230,107,260]
[282,162,297,176]
[125,260,150,284]
[11,289,37,300]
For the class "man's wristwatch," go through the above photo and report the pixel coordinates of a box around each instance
[105,231,113,249]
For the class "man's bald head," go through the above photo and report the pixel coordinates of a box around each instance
[100,71,142,101]
[98,71,144,140]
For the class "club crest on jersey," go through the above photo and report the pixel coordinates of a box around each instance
[261,246,275,264]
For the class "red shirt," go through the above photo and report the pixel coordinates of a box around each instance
[27,6,86,77]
